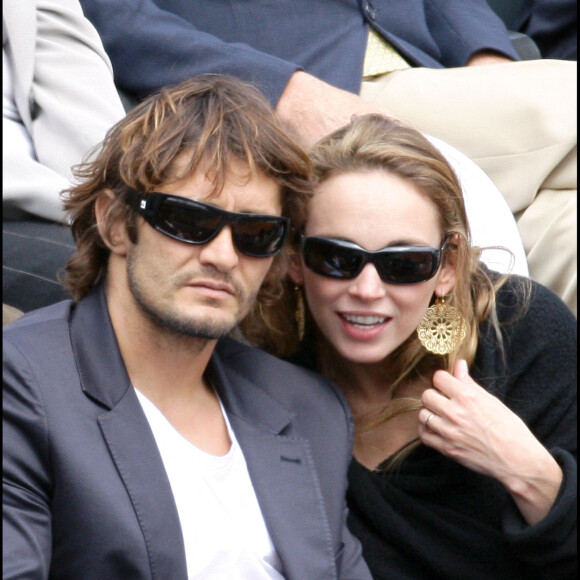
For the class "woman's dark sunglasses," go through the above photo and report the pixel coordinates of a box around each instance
[301,235,450,285]
[125,191,289,258]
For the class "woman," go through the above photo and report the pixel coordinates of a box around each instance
[241,114,576,579]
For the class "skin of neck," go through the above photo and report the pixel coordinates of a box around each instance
[316,329,431,436]
[104,255,218,405]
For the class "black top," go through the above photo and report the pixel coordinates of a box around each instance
[295,276,577,579]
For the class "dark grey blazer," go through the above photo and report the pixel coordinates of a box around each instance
[3,285,371,579]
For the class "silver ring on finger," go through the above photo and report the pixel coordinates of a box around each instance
[425,412,436,431]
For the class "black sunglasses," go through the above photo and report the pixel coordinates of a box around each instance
[125,191,289,258]
[301,235,450,285]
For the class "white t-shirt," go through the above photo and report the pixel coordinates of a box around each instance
[135,388,285,580]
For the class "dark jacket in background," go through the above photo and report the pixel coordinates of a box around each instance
[511,0,577,60]
[78,0,519,105]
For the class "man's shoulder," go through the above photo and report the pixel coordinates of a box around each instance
[4,299,73,329]
[216,336,326,381]
[214,337,354,440]
[3,300,79,398]
[215,336,344,404]
[3,300,74,351]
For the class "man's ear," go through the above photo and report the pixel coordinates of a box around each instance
[287,253,305,285]
[95,190,130,256]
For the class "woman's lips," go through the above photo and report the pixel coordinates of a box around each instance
[338,312,391,340]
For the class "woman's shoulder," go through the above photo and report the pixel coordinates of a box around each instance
[475,271,576,384]
[474,275,576,430]
[494,274,576,334]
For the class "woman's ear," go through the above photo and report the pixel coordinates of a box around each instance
[435,234,458,297]
[435,264,456,297]
[95,190,130,256]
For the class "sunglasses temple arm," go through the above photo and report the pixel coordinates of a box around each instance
[125,191,159,223]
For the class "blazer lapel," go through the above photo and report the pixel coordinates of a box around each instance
[71,286,188,579]
[209,349,338,580]
[71,288,337,578]
[98,391,188,580]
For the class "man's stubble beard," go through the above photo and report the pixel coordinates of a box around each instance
[126,254,257,341]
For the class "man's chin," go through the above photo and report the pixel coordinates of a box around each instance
[138,304,238,340]
[165,314,238,340]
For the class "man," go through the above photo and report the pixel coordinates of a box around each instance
[3,0,126,311]
[79,0,577,314]
[3,75,372,580]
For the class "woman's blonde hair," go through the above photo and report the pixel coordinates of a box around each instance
[244,114,530,447]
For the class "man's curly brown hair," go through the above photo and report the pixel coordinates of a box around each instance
[61,74,313,311]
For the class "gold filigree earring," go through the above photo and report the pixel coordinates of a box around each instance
[294,285,305,342]
[417,296,466,355]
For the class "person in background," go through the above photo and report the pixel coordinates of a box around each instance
[243,114,576,579]
[79,0,577,314]
[509,0,577,60]
[3,0,126,312]
[3,74,372,580]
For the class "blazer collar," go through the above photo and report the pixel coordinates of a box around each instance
[208,340,295,436]
[70,284,132,409]
[71,285,188,578]
[208,343,339,579]
[71,285,295,434]
[70,285,337,579]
